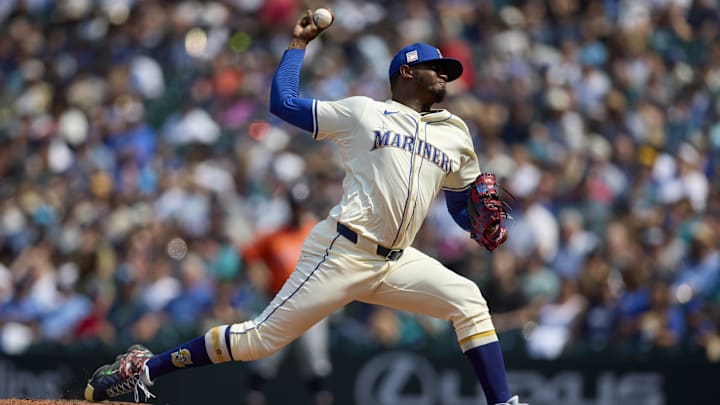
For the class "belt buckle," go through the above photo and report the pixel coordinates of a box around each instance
[384,249,403,261]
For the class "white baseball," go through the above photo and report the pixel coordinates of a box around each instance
[313,8,333,29]
[167,237,188,260]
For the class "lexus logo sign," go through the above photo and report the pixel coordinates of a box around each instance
[352,351,665,405]
[354,351,439,405]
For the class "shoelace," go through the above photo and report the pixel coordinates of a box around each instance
[105,358,156,403]
[133,376,156,403]
[105,374,156,402]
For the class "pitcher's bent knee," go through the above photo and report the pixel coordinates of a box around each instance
[228,321,286,361]
[204,321,285,362]
[450,280,498,351]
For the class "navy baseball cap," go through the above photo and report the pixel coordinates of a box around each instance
[388,42,463,82]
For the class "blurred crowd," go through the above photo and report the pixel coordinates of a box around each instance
[1,0,719,363]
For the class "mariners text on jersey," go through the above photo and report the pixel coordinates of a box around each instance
[371,129,453,174]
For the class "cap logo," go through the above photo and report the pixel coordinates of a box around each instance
[405,50,418,63]
[436,48,442,58]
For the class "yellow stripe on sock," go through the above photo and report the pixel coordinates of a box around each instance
[211,326,227,363]
[458,330,497,347]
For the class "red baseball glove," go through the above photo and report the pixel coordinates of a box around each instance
[468,173,510,252]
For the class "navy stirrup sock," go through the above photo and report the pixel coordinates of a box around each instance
[146,335,213,380]
[464,341,511,404]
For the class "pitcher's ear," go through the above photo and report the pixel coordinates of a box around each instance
[399,64,413,79]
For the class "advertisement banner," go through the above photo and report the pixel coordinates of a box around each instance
[2,348,719,404]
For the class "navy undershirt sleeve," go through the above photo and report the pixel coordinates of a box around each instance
[445,189,472,232]
[270,48,315,132]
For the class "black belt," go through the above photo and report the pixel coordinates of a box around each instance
[336,222,404,261]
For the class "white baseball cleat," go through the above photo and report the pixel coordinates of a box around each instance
[495,395,528,405]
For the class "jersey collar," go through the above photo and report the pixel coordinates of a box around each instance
[386,100,452,122]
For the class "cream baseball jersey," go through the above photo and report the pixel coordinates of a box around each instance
[313,97,481,249]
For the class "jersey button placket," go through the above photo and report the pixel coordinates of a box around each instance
[407,121,426,237]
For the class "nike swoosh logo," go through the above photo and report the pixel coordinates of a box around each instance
[383,110,398,115]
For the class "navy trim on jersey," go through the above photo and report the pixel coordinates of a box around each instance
[401,119,429,239]
[312,99,319,138]
[391,113,420,247]
[230,233,341,337]
[270,49,315,133]
[224,325,234,361]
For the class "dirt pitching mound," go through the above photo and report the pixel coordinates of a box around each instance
[0,400,147,405]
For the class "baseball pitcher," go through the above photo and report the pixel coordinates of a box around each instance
[85,9,526,405]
